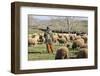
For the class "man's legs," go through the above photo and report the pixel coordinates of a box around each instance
[50,44,54,53]
[46,44,51,53]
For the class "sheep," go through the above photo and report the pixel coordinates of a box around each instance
[80,44,88,48]
[72,38,85,50]
[75,35,81,40]
[38,34,45,44]
[55,47,69,59]
[52,33,58,43]
[81,34,88,43]
[77,48,88,58]
[57,37,67,45]
[28,37,37,46]
[28,33,39,46]
[58,33,63,38]
[56,33,67,45]
[69,34,76,41]
[63,34,70,42]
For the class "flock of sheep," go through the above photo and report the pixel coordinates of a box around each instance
[28,32,88,59]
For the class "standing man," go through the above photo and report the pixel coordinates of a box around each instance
[44,26,54,53]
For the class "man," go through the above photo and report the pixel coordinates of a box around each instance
[44,26,54,53]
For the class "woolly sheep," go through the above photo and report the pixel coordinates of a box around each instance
[55,47,69,59]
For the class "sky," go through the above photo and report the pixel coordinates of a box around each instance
[29,15,88,21]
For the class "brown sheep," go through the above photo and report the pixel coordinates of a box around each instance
[58,33,63,38]
[57,33,67,45]
[81,35,88,43]
[55,47,69,59]
[52,34,58,43]
[38,34,45,44]
[80,44,88,48]
[28,34,39,46]
[63,34,70,42]
[72,38,85,49]
[69,34,76,41]
[28,37,36,46]
[77,48,88,58]
[57,37,67,45]
[75,35,81,40]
